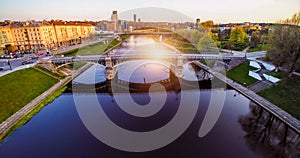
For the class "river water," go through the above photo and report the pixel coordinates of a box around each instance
[0,36,299,158]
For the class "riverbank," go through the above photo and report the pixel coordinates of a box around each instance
[258,75,300,120]
[192,61,300,134]
[0,63,93,141]
[0,68,58,123]
[58,35,130,57]
[225,59,300,120]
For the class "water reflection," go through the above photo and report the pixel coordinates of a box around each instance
[239,103,300,157]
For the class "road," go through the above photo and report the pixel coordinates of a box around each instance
[0,37,109,75]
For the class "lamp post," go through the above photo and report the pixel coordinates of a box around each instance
[7,59,12,70]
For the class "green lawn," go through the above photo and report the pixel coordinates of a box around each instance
[266,71,288,79]
[165,39,199,54]
[60,35,130,57]
[248,44,268,52]
[226,61,258,86]
[0,68,58,123]
[67,62,87,70]
[60,41,109,56]
[258,76,300,119]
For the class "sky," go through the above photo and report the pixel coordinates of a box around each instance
[0,0,299,23]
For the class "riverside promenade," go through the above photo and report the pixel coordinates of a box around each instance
[0,63,93,140]
[192,61,300,134]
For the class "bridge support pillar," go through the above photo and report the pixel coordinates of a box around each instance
[105,57,116,80]
[175,55,183,78]
[159,35,163,42]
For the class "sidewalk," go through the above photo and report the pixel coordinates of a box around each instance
[248,80,272,93]
[0,63,36,77]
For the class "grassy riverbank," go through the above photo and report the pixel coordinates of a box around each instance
[59,41,109,56]
[1,86,67,140]
[226,61,258,86]
[258,76,300,120]
[60,35,130,57]
[0,68,58,123]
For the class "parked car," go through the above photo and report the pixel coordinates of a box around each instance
[37,52,44,57]
[0,54,11,59]
[22,60,34,65]
[30,55,38,60]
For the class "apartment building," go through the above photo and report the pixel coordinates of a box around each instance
[0,21,95,54]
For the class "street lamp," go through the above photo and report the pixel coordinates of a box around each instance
[7,59,12,70]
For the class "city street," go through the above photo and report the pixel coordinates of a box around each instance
[0,36,109,75]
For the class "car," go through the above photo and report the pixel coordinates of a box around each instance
[22,60,34,65]
[30,55,38,60]
[52,47,58,51]
[37,52,44,57]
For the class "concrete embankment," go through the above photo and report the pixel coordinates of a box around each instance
[0,63,93,140]
[192,61,300,134]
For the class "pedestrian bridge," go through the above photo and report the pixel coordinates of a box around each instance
[117,32,173,36]
[48,53,244,80]
[50,53,244,65]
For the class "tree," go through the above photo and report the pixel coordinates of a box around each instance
[250,29,261,48]
[201,20,214,31]
[176,29,218,53]
[266,12,300,77]
[197,33,217,52]
[209,32,221,48]
[228,26,249,50]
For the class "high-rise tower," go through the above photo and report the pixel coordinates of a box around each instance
[111,10,118,31]
[134,14,137,22]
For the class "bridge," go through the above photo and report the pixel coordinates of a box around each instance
[50,53,244,64]
[117,32,173,36]
[97,31,173,36]
[48,53,244,80]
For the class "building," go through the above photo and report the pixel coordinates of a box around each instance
[0,26,14,54]
[196,18,201,29]
[52,21,94,48]
[111,10,118,31]
[133,14,137,22]
[0,20,95,54]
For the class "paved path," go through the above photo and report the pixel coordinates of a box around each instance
[192,61,300,134]
[0,63,93,140]
[248,81,272,93]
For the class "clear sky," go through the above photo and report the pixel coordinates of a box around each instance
[0,0,299,23]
